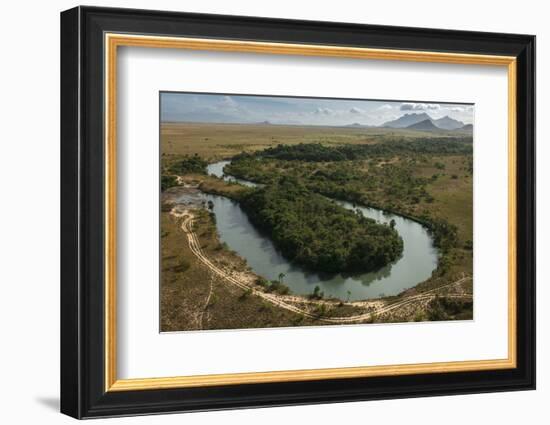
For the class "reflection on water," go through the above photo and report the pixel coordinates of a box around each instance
[174,161,439,301]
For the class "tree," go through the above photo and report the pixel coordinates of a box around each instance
[310,285,324,300]
[315,303,327,317]
[161,175,178,192]
[313,285,320,298]
[169,155,208,175]
[239,179,403,274]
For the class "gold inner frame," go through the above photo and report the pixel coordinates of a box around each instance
[104,33,517,392]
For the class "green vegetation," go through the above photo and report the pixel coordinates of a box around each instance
[198,177,251,200]
[226,140,472,290]
[168,154,208,175]
[161,175,178,192]
[239,177,403,273]
[160,122,474,328]
[265,280,291,295]
[227,152,460,255]
[310,285,325,300]
[427,296,473,321]
[161,155,209,192]
[235,138,472,162]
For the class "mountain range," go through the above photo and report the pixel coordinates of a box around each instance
[406,119,439,131]
[381,113,467,131]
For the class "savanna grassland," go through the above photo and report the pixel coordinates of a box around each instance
[160,122,473,331]
[161,122,471,161]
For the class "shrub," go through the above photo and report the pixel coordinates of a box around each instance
[169,155,208,175]
[161,175,178,191]
[172,259,190,273]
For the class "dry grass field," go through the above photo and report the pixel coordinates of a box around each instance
[160,208,319,331]
[161,122,460,160]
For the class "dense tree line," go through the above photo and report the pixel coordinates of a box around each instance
[239,177,403,274]
[417,216,458,253]
[234,138,472,163]
[161,175,179,192]
[168,154,208,175]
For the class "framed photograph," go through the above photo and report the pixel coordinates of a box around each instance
[60,6,535,419]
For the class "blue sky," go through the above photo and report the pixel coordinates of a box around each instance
[160,92,474,126]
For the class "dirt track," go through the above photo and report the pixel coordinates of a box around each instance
[176,210,472,324]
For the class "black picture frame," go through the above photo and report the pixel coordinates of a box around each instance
[61,5,536,419]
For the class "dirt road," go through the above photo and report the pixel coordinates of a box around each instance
[176,210,471,324]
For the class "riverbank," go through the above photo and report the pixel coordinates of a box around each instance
[204,161,439,301]
[161,185,471,331]
[160,195,322,331]
[161,184,472,330]
[221,151,473,297]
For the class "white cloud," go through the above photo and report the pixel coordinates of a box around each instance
[400,102,441,111]
[400,103,422,111]
[314,107,333,115]
[163,92,474,126]
[209,95,240,112]
[221,96,238,107]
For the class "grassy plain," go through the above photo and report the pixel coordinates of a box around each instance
[160,122,474,330]
[161,122,465,160]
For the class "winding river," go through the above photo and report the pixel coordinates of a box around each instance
[181,161,438,301]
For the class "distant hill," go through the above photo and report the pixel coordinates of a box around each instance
[382,112,465,131]
[406,119,439,131]
[457,123,473,131]
[345,122,373,128]
[382,113,431,128]
[432,115,465,130]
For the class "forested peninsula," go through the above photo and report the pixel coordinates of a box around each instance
[239,177,403,274]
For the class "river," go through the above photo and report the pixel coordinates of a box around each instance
[181,160,438,301]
